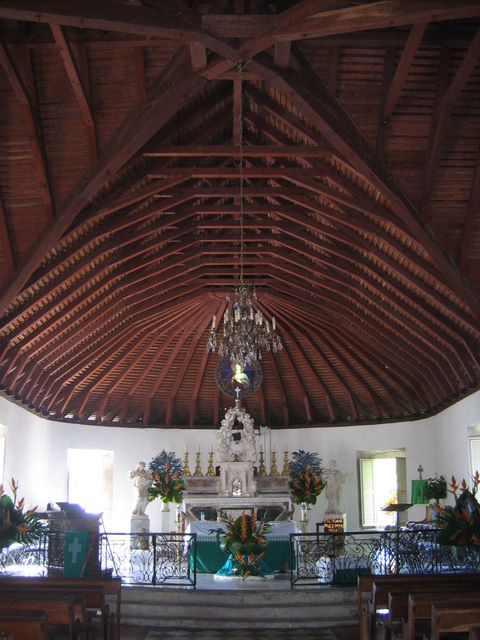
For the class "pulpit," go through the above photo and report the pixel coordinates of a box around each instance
[47,503,102,577]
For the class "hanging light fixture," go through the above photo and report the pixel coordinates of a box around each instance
[207,62,282,370]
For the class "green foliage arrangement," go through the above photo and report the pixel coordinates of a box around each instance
[0,479,46,550]
[424,475,447,502]
[436,473,480,547]
[288,450,325,505]
[148,450,185,504]
[213,511,271,578]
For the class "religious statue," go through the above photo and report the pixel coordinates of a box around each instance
[129,461,152,516]
[324,460,348,514]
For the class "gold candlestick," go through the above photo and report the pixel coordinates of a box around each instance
[282,449,289,476]
[270,449,278,476]
[258,449,266,476]
[193,450,203,477]
[183,450,191,477]
[206,449,215,476]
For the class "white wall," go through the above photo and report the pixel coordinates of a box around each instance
[1,390,479,533]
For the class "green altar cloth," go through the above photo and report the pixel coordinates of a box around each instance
[190,535,293,573]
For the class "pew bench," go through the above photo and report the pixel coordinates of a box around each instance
[0,609,48,640]
[0,591,79,640]
[358,573,480,640]
[405,592,480,640]
[0,576,121,640]
[430,604,480,640]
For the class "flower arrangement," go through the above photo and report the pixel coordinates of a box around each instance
[424,475,447,503]
[436,473,480,547]
[0,479,46,550]
[288,450,325,505]
[213,511,271,578]
[148,450,185,504]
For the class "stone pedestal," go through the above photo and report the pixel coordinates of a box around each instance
[130,514,150,550]
[160,501,171,532]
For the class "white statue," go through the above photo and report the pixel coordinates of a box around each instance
[324,460,348,514]
[129,461,152,516]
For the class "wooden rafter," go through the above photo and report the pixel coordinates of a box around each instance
[0,40,53,214]
[50,23,97,164]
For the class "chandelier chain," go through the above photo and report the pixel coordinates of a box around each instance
[238,60,244,286]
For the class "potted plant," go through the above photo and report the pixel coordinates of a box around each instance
[436,473,480,547]
[148,450,186,504]
[288,450,325,506]
[214,511,271,578]
[0,479,46,550]
[424,476,447,504]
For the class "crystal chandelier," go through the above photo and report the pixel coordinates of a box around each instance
[207,62,282,369]
[207,284,282,368]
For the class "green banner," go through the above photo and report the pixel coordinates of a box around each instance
[64,530,88,577]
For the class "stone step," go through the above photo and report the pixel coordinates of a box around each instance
[120,585,358,629]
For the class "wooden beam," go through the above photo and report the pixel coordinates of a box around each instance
[0,0,242,65]
[0,47,208,314]
[273,41,291,69]
[145,145,329,157]
[189,42,207,71]
[382,23,427,123]
[458,151,480,273]
[265,1,480,43]
[248,51,480,317]
[421,28,480,212]
[50,23,97,164]
[135,46,147,101]
[0,41,53,215]
[0,198,15,284]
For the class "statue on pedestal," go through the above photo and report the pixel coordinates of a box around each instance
[324,460,348,515]
[129,461,152,516]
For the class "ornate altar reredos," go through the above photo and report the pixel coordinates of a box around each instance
[216,401,257,497]
[181,399,292,522]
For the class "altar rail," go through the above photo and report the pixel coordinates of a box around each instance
[290,529,480,587]
[0,532,197,587]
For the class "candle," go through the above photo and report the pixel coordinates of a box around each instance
[211,314,216,329]
[272,316,276,331]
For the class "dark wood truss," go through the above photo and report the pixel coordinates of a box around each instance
[1,1,480,429]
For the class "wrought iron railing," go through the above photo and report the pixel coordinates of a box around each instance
[2,528,479,589]
[0,531,197,587]
[290,529,480,587]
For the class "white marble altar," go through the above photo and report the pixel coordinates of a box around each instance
[181,398,292,523]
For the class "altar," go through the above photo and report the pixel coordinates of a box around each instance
[181,397,293,525]
[186,520,299,573]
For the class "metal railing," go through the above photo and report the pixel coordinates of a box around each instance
[2,528,479,589]
[0,531,197,587]
[289,529,480,587]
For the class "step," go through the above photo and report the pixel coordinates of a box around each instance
[120,585,358,629]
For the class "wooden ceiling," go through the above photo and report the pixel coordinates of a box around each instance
[1,1,480,430]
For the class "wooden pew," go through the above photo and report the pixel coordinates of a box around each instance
[404,592,480,640]
[382,588,480,640]
[0,576,121,640]
[0,609,48,640]
[430,603,480,639]
[360,573,480,639]
[0,583,110,639]
[0,592,78,640]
